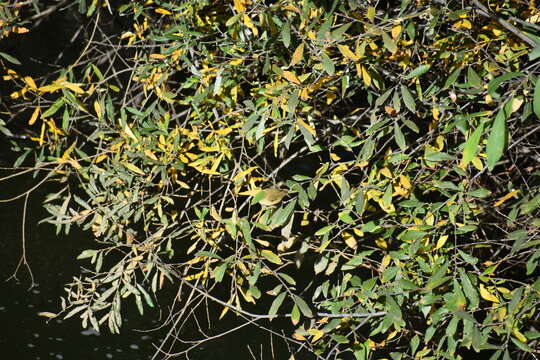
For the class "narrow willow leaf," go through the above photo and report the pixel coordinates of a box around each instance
[400,85,416,112]
[0,51,21,65]
[460,123,484,168]
[321,52,335,75]
[443,67,461,89]
[486,105,508,171]
[269,292,286,317]
[404,64,430,80]
[281,22,291,48]
[293,295,313,317]
[290,42,304,66]
[394,123,406,150]
[382,32,397,53]
[467,67,482,88]
[487,72,524,98]
[41,98,64,118]
[261,249,282,265]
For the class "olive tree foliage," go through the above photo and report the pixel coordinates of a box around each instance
[2,0,540,359]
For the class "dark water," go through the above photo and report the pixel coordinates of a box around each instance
[0,161,167,359]
[0,148,294,360]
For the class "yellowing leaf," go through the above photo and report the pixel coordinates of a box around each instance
[391,25,402,40]
[479,284,500,303]
[94,101,102,119]
[261,249,282,265]
[290,43,305,67]
[367,7,375,22]
[28,106,40,125]
[123,162,145,175]
[494,189,519,207]
[297,117,316,136]
[434,235,448,250]
[232,166,258,182]
[62,82,85,94]
[155,8,171,15]
[361,65,371,87]
[283,71,301,84]
[337,44,359,61]
[307,328,325,343]
[242,14,258,36]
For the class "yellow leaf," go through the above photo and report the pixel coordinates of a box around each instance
[453,19,472,29]
[361,65,371,87]
[479,284,500,303]
[375,237,387,249]
[123,162,145,175]
[38,84,62,93]
[95,153,108,163]
[233,0,246,12]
[149,53,166,59]
[513,328,528,343]
[307,328,325,343]
[391,25,402,40]
[144,149,158,161]
[28,106,40,125]
[494,189,519,207]
[297,117,316,136]
[434,235,448,250]
[94,101,102,119]
[283,71,301,84]
[229,58,244,66]
[62,82,85,94]
[24,76,37,89]
[155,8,171,15]
[242,14,258,36]
[342,232,357,249]
[337,44,359,62]
[60,141,77,162]
[290,42,305,67]
[367,7,375,22]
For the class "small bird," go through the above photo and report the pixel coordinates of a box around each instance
[259,188,287,206]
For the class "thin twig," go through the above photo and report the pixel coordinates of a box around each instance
[472,0,538,48]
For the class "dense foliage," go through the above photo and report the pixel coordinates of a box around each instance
[2,0,540,359]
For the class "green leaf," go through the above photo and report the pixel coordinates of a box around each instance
[77,249,97,260]
[400,85,416,112]
[41,98,65,118]
[315,225,335,236]
[291,303,300,325]
[293,295,313,318]
[528,45,540,61]
[444,67,461,89]
[281,22,291,48]
[487,72,524,98]
[486,104,509,170]
[0,51,22,65]
[404,64,430,80]
[461,123,484,167]
[511,337,534,352]
[467,67,482,88]
[394,123,406,151]
[321,52,335,75]
[269,292,286,317]
[534,76,540,120]
[458,268,479,309]
[382,32,397,53]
